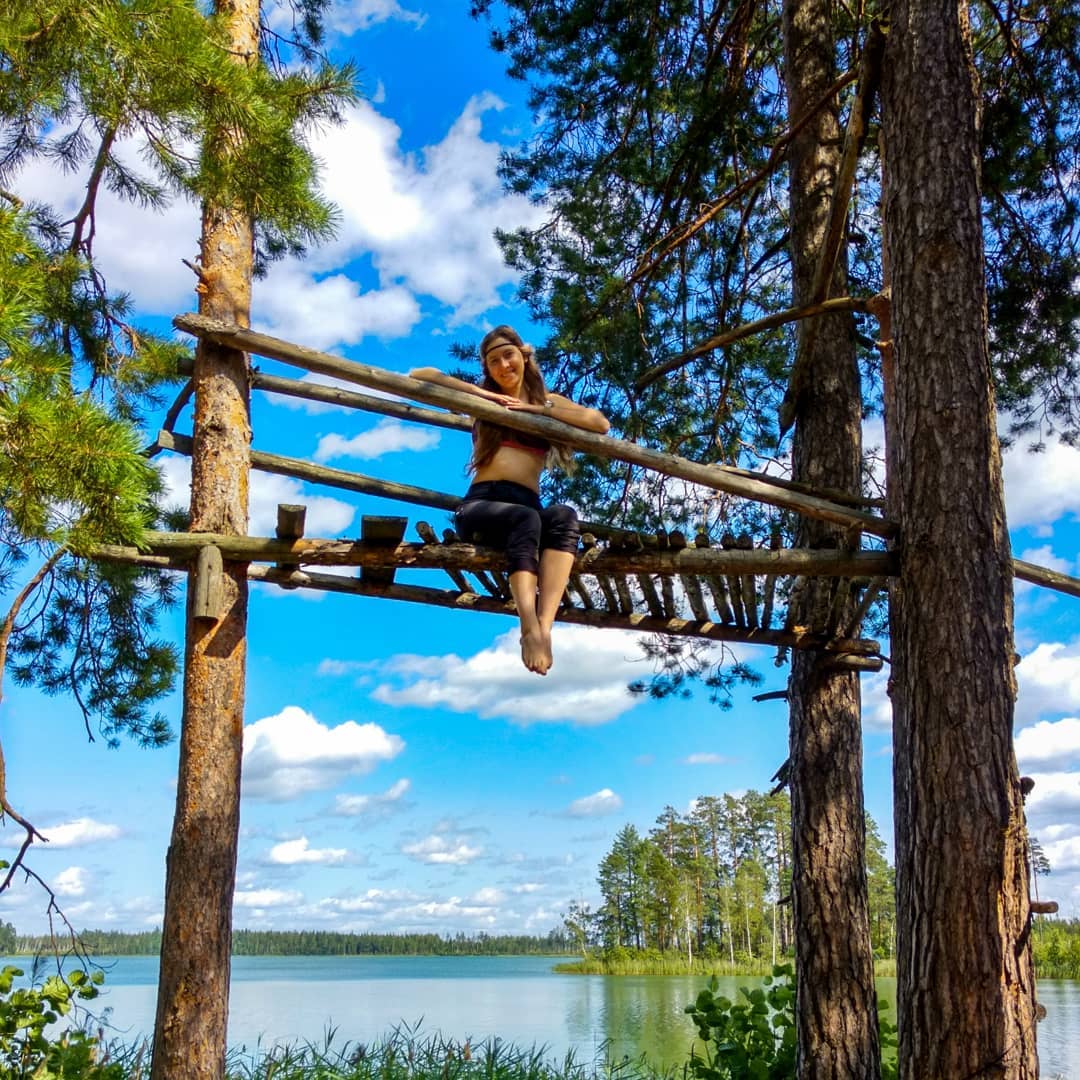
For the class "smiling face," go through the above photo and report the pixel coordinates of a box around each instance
[483,337,526,396]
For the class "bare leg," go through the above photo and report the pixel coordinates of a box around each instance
[509,570,548,674]
[535,549,575,670]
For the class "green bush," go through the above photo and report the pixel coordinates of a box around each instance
[0,963,124,1078]
[685,965,898,1080]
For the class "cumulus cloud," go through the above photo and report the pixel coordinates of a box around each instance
[267,836,350,866]
[327,0,426,36]
[683,752,734,766]
[53,867,90,898]
[242,706,405,801]
[1021,771,1080,823]
[369,626,644,725]
[567,789,623,818]
[861,669,894,734]
[315,419,441,462]
[1015,640,1080,726]
[401,831,483,865]
[1002,433,1080,529]
[1015,718,1080,771]
[254,271,421,352]
[2,818,123,849]
[157,455,356,537]
[234,888,305,909]
[332,778,412,818]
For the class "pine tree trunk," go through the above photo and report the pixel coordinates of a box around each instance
[150,0,257,1074]
[783,0,880,1075]
[881,0,1038,1075]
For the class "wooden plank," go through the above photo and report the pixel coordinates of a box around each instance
[359,516,408,587]
[192,545,224,622]
[637,573,665,618]
[172,314,898,538]
[682,574,711,623]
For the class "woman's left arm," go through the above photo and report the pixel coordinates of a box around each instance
[506,393,611,435]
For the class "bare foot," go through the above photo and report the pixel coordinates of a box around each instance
[521,627,552,675]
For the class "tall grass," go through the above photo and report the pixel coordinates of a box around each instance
[96,1024,679,1080]
[553,955,776,976]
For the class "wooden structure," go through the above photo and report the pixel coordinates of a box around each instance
[98,313,1079,679]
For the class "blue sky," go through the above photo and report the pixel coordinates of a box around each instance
[3,0,1079,937]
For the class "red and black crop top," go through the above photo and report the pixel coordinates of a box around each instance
[473,420,551,456]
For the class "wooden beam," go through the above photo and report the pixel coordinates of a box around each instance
[1013,559,1080,600]
[176,356,473,435]
[173,313,898,538]
[359,515,408,586]
[98,531,898,576]
[243,564,883,658]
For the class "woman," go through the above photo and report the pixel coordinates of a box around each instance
[410,326,610,675]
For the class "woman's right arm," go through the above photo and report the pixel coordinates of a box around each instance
[409,368,516,406]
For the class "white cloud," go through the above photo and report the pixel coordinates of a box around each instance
[401,833,483,865]
[1015,640,1080,726]
[315,419,441,462]
[567,789,623,818]
[242,705,405,801]
[369,625,645,725]
[1002,434,1080,529]
[328,0,426,36]
[234,888,305,909]
[332,778,411,817]
[15,818,122,849]
[53,867,90,898]
[683,752,734,766]
[861,670,893,734]
[511,882,544,894]
[1021,771,1080,821]
[267,836,349,866]
[270,375,398,416]
[1015,718,1080,771]
[156,454,356,537]
[254,271,421,352]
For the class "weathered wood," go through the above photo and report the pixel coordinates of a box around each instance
[273,503,307,588]
[722,533,747,627]
[191,545,225,622]
[754,689,790,703]
[359,516,408,587]
[660,575,677,618]
[1030,901,1059,915]
[595,574,620,612]
[177,356,475,435]
[614,575,634,614]
[173,313,897,538]
[636,574,665,619]
[843,576,885,639]
[569,574,593,609]
[95,531,898,577]
[705,575,736,625]
[1013,559,1080,599]
[416,521,471,594]
[682,574,711,623]
[243,564,882,655]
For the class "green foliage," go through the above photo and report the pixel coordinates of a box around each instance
[685,966,898,1080]
[0,963,123,1079]
[685,967,796,1080]
[1032,917,1080,979]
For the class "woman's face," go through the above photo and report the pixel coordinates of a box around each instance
[483,338,526,394]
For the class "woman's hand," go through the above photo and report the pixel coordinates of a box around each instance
[486,391,521,407]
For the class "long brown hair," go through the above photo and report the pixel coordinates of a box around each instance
[468,326,574,474]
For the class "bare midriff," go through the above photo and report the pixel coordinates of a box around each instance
[473,444,544,492]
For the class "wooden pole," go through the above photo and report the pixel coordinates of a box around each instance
[172,313,897,539]
[93,531,899,577]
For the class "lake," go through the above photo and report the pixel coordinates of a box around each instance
[5,955,1078,1077]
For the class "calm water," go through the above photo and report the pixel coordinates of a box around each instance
[5,955,1079,1077]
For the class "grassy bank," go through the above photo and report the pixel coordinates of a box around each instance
[554,954,899,978]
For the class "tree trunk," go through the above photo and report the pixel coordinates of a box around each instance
[881,0,1038,1076]
[783,0,880,1076]
[150,0,257,1073]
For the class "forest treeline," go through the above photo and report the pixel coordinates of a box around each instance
[7,928,574,958]
[560,791,894,969]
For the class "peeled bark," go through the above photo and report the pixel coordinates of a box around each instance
[150,2,257,1074]
[783,0,880,1075]
[881,0,1038,1075]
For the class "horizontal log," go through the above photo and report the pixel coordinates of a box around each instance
[99,531,898,577]
[242,564,882,656]
[173,314,897,538]
[1013,559,1080,599]
[176,356,473,435]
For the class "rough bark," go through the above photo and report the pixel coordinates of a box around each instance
[149,0,257,1073]
[881,0,1038,1075]
[783,0,880,1075]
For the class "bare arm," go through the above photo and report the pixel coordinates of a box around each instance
[506,393,611,435]
[409,367,514,405]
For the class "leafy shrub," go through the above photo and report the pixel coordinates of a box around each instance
[0,963,124,1078]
